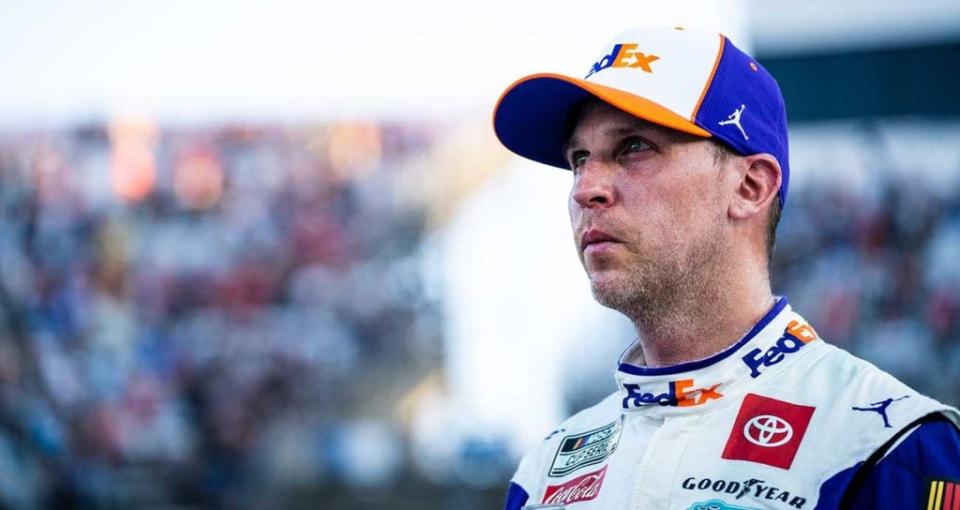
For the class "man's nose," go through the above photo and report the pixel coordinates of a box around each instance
[571,160,617,209]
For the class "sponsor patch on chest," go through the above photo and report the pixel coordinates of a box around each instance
[741,320,818,378]
[925,478,960,510]
[548,418,623,477]
[542,466,608,505]
[721,393,815,470]
[681,477,808,508]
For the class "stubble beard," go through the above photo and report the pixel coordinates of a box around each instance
[588,233,727,339]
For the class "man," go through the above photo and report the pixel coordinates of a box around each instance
[492,26,960,509]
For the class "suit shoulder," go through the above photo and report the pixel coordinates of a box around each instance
[781,341,959,460]
[798,341,925,397]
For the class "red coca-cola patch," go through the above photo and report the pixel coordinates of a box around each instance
[721,393,815,470]
[542,465,607,505]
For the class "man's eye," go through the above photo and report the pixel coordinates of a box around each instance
[569,151,589,170]
[621,138,652,156]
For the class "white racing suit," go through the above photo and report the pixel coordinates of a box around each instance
[504,299,960,509]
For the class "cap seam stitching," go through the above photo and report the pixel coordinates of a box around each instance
[689,34,726,122]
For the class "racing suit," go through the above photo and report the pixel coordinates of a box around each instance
[504,299,960,509]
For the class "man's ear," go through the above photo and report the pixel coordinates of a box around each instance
[729,154,782,221]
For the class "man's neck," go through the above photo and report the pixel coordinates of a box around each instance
[624,282,775,368]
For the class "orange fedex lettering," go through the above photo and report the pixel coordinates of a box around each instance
[675,379,724,407]
[613,44,660,73]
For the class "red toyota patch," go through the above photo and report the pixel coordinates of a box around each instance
[721,393,815,470]
[542,465,607,505]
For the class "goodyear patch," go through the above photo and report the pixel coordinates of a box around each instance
[548,418,622,477]
[925,478,960,510]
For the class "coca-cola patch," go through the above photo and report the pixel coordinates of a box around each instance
[542,465,607,505]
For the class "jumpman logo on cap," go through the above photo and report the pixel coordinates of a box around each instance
[852,395,910,428]
[718,104,749,141]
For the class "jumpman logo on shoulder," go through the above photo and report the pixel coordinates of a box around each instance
[718,104,749,141]
[852,395,910,428]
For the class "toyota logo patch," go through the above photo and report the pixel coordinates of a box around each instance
[743,415,793,447]
[721,394,816,470]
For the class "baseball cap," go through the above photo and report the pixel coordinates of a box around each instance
[492,25,790,208]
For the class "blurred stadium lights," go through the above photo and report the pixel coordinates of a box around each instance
[108,112,159,202]
[327,123,383,180]
[173,149,224,210]
[110,140,156,202]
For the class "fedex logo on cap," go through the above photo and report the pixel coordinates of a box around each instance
[585,43,660,78]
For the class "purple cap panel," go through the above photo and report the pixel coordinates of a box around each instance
[695,38,790,208]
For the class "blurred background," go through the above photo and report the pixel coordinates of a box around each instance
[1,1,959,508]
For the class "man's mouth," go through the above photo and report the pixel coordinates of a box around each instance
[580,229,622,253]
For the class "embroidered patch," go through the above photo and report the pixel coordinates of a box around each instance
[925,478,960,510]
[542,466,607,505]
[851,395,909,428]
[679,477,808,508]
[721,394,815,470]
[741,319,818,378]
[548,418,622,477]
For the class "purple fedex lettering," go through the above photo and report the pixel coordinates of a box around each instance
[622,380,722,408]
[743,322,818,378]
[585,43,660,78]
[743,335,804,378]
[622,382,674,407]
[585,44,623,78]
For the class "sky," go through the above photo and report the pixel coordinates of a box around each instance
[3,0,958,126]
[2,0,746,124]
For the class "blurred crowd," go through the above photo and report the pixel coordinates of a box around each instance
[0,121,448,509]
[774,167,960,402]
[0,120,957,509]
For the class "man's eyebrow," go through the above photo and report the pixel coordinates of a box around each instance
[563,124,650,156]
[604,125,647,138]
[562,137,581,158]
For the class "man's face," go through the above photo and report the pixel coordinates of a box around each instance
[566,101,731,313]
